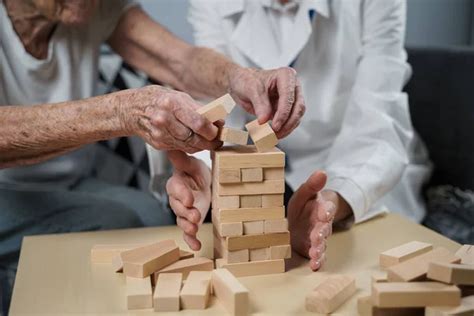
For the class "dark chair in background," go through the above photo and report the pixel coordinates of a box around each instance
[405,47,474,244]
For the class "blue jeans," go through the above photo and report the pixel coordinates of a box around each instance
[0,177,175,315]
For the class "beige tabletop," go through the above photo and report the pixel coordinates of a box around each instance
[10,213,460,315]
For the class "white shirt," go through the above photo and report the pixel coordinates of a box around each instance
[187,0,431,223]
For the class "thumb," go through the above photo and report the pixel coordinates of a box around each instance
[167,150,200,175]
[289,171,327,212]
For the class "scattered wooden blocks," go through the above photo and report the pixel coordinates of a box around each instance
[305,274,356,313]
[264,218,288,233]
[371,271,388,284]
[219,168,241,184]
[179,249,194,260]
[126,276,153,310]
[425,295,474,316]
[245,119,278,152]
[212,269,249,316]
[226,232,290,251]
[180,271,212,310]
[379,241,433,268]
[215,258,285,277]
[196,94,236,122]
[242,220,264,235]
[241,168,263,182]
[455,245,474,265]
[153,273,182,312]
[428,262,474,285]
[357,295,423,316]
[154,257,214,281]
[90,243,148,263]
[218,127,249,145]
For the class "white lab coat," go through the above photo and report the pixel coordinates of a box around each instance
[185,0,431,223]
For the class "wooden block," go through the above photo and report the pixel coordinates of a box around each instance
[263,167,284,180]
[380,241,433,268]
[215,145,285,169]
[242,220,264,235]
[213,213,243,237]
[269,245,291,260]
[180,271,211,310]
[428,262,474,285]
[261,194,284,207]
[154,257,214,281]
[357,296,424,316]
[215,206,285,223]
[387,247,461,282]
[212,269,249,316]
[213,195,240,209]
[249,248,270,261]
[264,218,288,233]
[226,232,290,251]
[219,168,241,184]
[372,282,461,308]
[223,249,250,264]
[126,276,153,310]
[196,94,236,122]
[121,240,180,278]
[425,295,474,316]
[305,274,356,313]
[215,258,285,277]
[218,179,284,196]
[239,195,262,208]
[455,245,474,265]
[218,127,249,145]
[90,243,148,263]
[179,249,194,260]
[245,119,278,152]
[371,271,388,283]
[241,168,263,182]
[153,273,182,312]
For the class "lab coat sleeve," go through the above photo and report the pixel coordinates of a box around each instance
[324,0,414,223]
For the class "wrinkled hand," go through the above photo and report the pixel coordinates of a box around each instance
[166,150,212,250]
[227,66,305,139]
[122,85,221,153]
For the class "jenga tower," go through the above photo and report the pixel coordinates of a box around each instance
[211,144,291,277]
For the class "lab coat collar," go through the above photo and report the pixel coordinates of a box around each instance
[218,0,330,18]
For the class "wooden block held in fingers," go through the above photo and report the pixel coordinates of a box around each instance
[243,220,264,235]
[380,241,433,268]
[215,206,284,223]
[218,179,285,196]
[90,243,148,263]
[153,273,182,312]
[249,248,270,261]
[269,245,291,260]
[154,257,214,281]
[425,295,474,316]
[219,168,241,184]
[372,282,461,308]
[371,271,388,284]
[455,245,474,265]
[263,167,284,180]
[226,232,290,251]
[126,276,153,310]
[121,240,180,278]
[428,262,474,285]
[214,195,240,209]
[240,195,262,208]
[212,269,249,316]
[215,145,285,169]
[215,258,285,277]
[387,247,461,282]
[218,127,248,145]
[197,94,236,122]
[261,194,284,207]
[264,218,288,233]
[357,295,424,316]
[245,119,278,152]
[180,271,211,310]
[305,274,356,313]
[179,249,194,260]
[241,168,263,182]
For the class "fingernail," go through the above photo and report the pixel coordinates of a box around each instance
[326,207,336,220]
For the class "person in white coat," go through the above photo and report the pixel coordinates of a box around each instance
[165,0,431,270]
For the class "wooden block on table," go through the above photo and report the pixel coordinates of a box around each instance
[215,258,285,277]
[179,249,194,260]
[372,282,461,308]
[245,119,278,152]
[218,179,284,196]
[455,245,474,265]
[305,274,356,313]
[154,257,214,281]
[121,240,180,278]
[264,218,288,233]
[242,220,264,235]
[218,127,248,145]
[428,262,474,285]
[196,94,235,122]
[425,295,474,316]
[215,145,285,169]
[241,168,263,182]
[180,271,212,310]
[219,168,241,184]
[371,271,388,283]
[240,195,262,208]
[249,248,270,261]
[90,243,148,263]
[226,231,290,251]
[153,273,182,312]
[263,167,284,180]
[215,206,285,223]
[261,194,284,207]
[126,276,153,310]
[213,195,240,209]
[269,245,291,260]
[357,296,424,316]
[212,268,249,316]
[380,241,433,268]
[387,247,461,282]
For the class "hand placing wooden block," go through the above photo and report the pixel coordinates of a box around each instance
[240,195,262,208]
[305,274,356,313]
[425,295,474,316]
[219,168,241,184]
[196,94,236,122]
[242,220,264,235]
[428,262,474,285]
[269,245,291,260]
[455,245,474,265]
[90,243,148,263]
[215,206,285,223]
[215,258,285,277]
[245,119,278,152]
[379,241,433,268]
[357,296,424,316]
[264,218,288,233]
[126,276,153,310]
[226,231,290,251]
[154,257,214,281]
[153,273,182,312]
[212,269,249,316]
[180,271,212,310]
[215,145,285,169]
[372,282,461,308]
[218,127,249,145]
[241,168,263,182]
[249,248,270,261]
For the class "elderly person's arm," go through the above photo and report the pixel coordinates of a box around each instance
[107,7,305,138]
